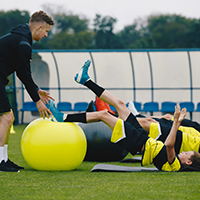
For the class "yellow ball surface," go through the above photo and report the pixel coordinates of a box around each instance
[21,118,87,171]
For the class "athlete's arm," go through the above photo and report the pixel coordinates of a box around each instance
[164,104,186,163]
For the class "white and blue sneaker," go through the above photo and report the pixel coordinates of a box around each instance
[74,60,91,85]
[48,100,64,122]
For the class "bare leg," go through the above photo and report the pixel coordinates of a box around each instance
[137,117,158,132]
[99,90,130,121]
[86,110,118,130]
[4,110,14,145]
[0,111,13,146]
[74,60,131,121]
[151,113,173,120]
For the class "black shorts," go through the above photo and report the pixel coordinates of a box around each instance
[118,113,149,155]
[0,80,11,114]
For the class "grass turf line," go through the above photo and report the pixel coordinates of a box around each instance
[0,124,200,200]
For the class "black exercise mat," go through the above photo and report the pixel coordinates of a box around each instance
[120,156,142,163]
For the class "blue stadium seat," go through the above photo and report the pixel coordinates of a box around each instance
[133,102,142,112]
[196,102,200,112]
[20,102,38,123]
[57,102,72,111]
[160,101,177,113]
[180,102,194,120]
[142,102,159,116]
[73,102,89,112]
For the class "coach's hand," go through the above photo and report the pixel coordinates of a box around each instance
[38,89,55,105]
[36,99,52,119]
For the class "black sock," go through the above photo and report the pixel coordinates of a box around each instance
[64,113,87,123]
[84,80,105,97]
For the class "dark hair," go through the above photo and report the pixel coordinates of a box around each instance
[190,151,200,169]
[29,11,54,25]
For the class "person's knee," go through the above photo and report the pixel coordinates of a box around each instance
[137,118,152,132]
[0,111,14,126]
[97,110,110,120]
[163,113,173,120]
[116,99,126,109]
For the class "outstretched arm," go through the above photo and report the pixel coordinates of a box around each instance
[164,104,186,163]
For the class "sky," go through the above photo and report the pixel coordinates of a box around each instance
[2,0,200,31]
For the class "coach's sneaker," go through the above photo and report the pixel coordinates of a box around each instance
[0,160,19,172]
[5,159,24,170]
[74,60,91,85]
[49,100,64,122]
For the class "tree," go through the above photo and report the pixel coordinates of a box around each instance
[118,14,199,49]
[54,13,89,34]
[47,30,94,49]
[36,6,93,50]
[93,14,122,49]
[186,19,200,48]
[0,10,30,37]
[147,14,195,48]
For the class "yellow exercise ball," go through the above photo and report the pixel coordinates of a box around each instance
[21,118,87,171]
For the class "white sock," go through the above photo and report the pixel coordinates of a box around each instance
[128,101,139,116]
[4,144,8,162]
[63,114,68,121]
[0,146,4,163]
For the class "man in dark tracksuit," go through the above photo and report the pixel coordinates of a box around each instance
[0,11,55,172]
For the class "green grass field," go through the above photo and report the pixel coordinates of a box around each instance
[1,124,200,200]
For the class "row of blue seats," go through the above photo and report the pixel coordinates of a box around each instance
[20,101,90,123]
[20,101,198,123]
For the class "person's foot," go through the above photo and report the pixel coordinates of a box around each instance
[48,100,64,122]
[0,160,19,172]
[95,96,107,111]
[5,159,24,170]
[128,101,139,116]
[86,100,95,112]
[74,60,91,85]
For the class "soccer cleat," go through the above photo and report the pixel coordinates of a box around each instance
[0,160,19,172]
[95,96,107,111]
[48,100,64,122]
[86,100,95,112]
[74,60,91,85]
[6,159,24,170]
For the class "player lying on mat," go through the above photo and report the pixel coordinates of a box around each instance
[94,97,200,154]
[126,102,200,155]
[49,60,200,171]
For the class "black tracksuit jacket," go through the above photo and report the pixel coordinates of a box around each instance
[0,23,40,102]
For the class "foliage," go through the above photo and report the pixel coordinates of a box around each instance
[93,14,122,49]
[54,13,89,34]
[117,14,200,49]
[47,30,94,49]
[0,9,200,49]
[0,10,30,37]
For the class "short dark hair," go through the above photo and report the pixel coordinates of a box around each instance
[190,151,200,169]
[29,11,54,25]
